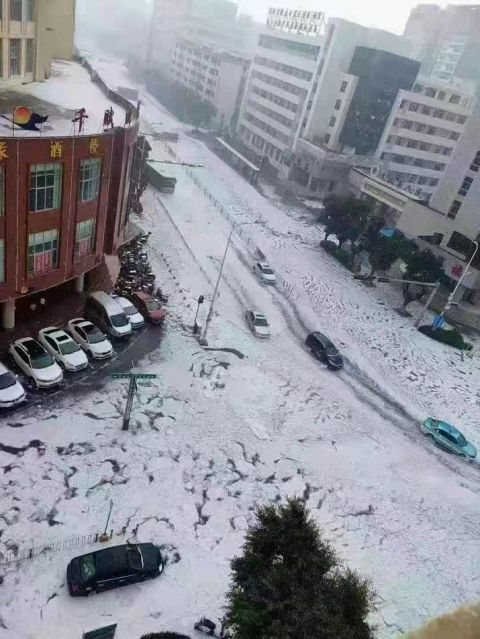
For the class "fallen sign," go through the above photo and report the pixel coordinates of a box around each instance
[83,624,117,639]
[111,373,158,379]
[111,373,158,429]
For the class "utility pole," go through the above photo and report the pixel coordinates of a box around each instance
[200,225,236,344]
[111,373,158,431]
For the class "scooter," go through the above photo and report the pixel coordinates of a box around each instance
[194,617,231,638]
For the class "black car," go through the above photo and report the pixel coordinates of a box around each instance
[306,332,344,370]
[67,542,164,596]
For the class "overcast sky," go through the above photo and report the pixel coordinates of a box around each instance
[237,0,472,34]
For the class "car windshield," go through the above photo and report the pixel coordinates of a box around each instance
[30,346,54,368]
[58,339,80,355]
[126,545,142,572]
[146,300,160,312]
[0,371,16,390]
[80,554,96,582]
[255,316,269,327]
[123,305,137,316]
[262,266,274,274]
[111,313,128,327]
[83,324,105,344]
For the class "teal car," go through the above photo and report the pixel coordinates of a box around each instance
[421,418,477,460]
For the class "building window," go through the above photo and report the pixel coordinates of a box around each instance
[324,133,330,144]
[469,151,480,172]
[340,80,347,93]
[0,166,4,217]
[9,39,21,76]
[425,87,436,98]
[334,99,341,110]
[449,94,460,104]
[27,229,59,275]
[26,39,34,73]
[75,218,96,258]
[80,159,101,202]
[329,116,336,127]
[458,176,473,196]
[0,239,4,283]
[437,91,446,100]
[412,83,423,93]
[457,115,467,125]
[29,163,63,212]
[26,0,35,20]
[10,0,22,21]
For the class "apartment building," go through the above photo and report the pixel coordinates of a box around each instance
[0,0,76,83]
[170,37,249,127]
[237,8,326,170]
[376,77,475,202]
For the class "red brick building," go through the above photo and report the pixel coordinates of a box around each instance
[0,122,139,329]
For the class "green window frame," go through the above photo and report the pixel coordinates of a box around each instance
[29,163,63,212]
[79,158,102,202]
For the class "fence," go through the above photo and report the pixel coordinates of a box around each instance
[0,532,99,566]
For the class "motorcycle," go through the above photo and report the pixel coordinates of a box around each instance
[194,617,231,638]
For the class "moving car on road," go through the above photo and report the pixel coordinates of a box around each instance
[9,338,63,388]
[68,318,113,360]
[0,363,26,408]
[246,311,270,338]
[38,327,88,372]
[421,417,477,460]
[306,332,344,370]
[254,261,276,285]
[113,295,145,329]
[67,542,164,596]
[131,291,166,325]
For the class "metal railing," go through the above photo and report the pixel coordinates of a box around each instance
[0,532,99,566]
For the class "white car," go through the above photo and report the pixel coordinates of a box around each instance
[0,362,26,408]
[112,295,145,329]
[67,318,113,359]
[9,338,63,389]
[254,261,276,284]
[246,311,270,338]
[38,327,89,372]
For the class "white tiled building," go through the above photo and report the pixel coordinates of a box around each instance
[237,8,326,169]
[170,37,249,128]
[376,77,476,202]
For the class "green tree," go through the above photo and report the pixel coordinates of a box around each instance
[225,499,375,639]
[402,248,444,309]
[368,234,399,276]
[322,197,372,248]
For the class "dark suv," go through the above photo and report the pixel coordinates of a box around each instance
[306,332,344,370]
[67,543,164,596]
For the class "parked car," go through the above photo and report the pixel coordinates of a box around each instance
[246,311,270,338]
[305,332,344,370]
[253,261,276,285]
[67,542,164,596]
[421,417,477,460]
[131,291,166,325]
[9,338,63,388]
[0,362,26,408]
[113,295,145,329]
[68,318,113,360]
[85,291,132,339]
[38,327,88,372]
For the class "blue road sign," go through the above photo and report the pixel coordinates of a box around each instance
[432,315,446,329]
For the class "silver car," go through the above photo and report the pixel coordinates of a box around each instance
[246,311,270,338]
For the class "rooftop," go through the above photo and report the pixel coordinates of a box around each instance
[0,60,128,139]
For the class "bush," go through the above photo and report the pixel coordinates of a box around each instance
[418,325,473,351]
[320,239,353,270]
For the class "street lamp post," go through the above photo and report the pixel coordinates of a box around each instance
[193,295,205,334]
[200,225,236,344]
[436,240,479,325]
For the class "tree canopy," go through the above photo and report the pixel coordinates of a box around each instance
[322,196,372,247]
[225,499,375,639]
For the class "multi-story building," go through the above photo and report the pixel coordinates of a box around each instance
[404,4,480,87]
[237,8,326,170]
[0,0,76,84]
[170,37,250,128]
[376,76,475,202]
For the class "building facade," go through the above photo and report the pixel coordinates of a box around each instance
[0,0,76,84]
[0,121,138,329]
[170,37,250,128]
[237,8,326,170]
[376,76,475,202]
